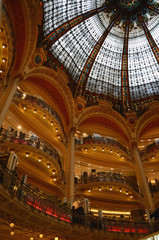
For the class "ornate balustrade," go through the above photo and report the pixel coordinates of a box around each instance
[0,128,62,170]
[75,171,139,193]
[14,91,65,135]
[0,166,151,237]
[75,136,130,155]
[140,141,159,158]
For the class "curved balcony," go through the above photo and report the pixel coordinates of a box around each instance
[75,136,133,164]
[0,166,151,239]
[140,141,159,159]
[13,91,65,135]
[0,128,62,172]
[75,172,140,194]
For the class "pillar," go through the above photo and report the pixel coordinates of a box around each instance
[7,153,18,171]
[0,77,20,126]
[65,128,75,205]
[98,209,103,218]
[83,198,89,215]
[132,143,154,212]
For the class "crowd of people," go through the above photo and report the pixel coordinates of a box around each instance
[75,135,129,155]
[0,127,62,169]
[75,171,139,193]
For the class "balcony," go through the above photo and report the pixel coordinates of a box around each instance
[0,165,152,240]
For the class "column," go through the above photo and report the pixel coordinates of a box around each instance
[132,143,154,212]
[65,128,75,205]
[7,153,18,171]
[0,77,20,126]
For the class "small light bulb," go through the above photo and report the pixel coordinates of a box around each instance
[43,115,46,119]
[55,237,58,240]
[9,223,14,228]
[39,233,43,238]
[10,231,14,236]
[34,109,37,113]
[30,237,34,240]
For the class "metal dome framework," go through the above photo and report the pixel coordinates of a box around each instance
[42,0,159,112]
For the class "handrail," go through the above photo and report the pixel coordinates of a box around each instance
[14,91,65,135]
[75,171,139,193]
[0,166,151,235]
[75,136,130,155]
[141,141,159,158]
[0,128,62,170]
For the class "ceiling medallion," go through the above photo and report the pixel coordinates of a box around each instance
[102,0,157,34]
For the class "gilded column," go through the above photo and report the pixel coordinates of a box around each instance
[132,143,154,212]
[65,128,75,205]
[0,77,20,126]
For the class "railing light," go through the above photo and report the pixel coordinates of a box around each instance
[9,223,14,228]
[10,231,14,236]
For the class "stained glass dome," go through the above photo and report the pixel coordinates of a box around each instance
[42,0,159,111]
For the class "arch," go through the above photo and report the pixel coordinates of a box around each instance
[20,67,74,133]
[136,102,159,141]
[77,105,132,147]
[5,0,41,76]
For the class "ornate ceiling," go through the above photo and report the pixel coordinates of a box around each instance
[42,0,159,110]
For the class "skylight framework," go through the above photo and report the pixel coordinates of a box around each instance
[42,0,159,111]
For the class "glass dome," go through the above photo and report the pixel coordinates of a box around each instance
[42,0,159,109]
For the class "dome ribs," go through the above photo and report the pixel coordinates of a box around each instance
[137,13,159,65]
[42,6,108,50]
[121,17,131,111]
[75,13,120,97]
[147,4,159,14]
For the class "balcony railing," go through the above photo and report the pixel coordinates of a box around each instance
[141,141,159,158]
[75,136,130,155]
[75,171,139,193]
[0,166,151,236]
[0,127,62,170]
[14,91,65,135]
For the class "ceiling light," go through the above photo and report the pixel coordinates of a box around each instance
[9,223,14,228]
[39,234,43,238]
[0,69,3,73]
[2,43,7,48]
[47,165,50,168]
[34,109,37,113]
[43,115,46,119]
[110,150,112,153]
[84,148,88,152]
[102,148,104,151]
[109,186,112,191]
[23,105,26,110]
[17,86,20,90]
[55,237,58,240]
[2,57,7,62]
[22,93,26,99]
[18,125,21,129]
[119,189,122,193]
[126,192,128,195]
[99,188,101,191]
[152,156,154,159]
[50,121,54,125]
[55,128,58,132]
[10,231,14,236]
[117,152,119,156]
[54,178,57,181]
[88,189,91,192]
[30,237,34,240]
[53,172,55,175]
[38,157,42,162]
[93,147,96,151]
[26,152,30,157]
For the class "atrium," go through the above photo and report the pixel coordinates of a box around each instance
[0,0,159,239]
